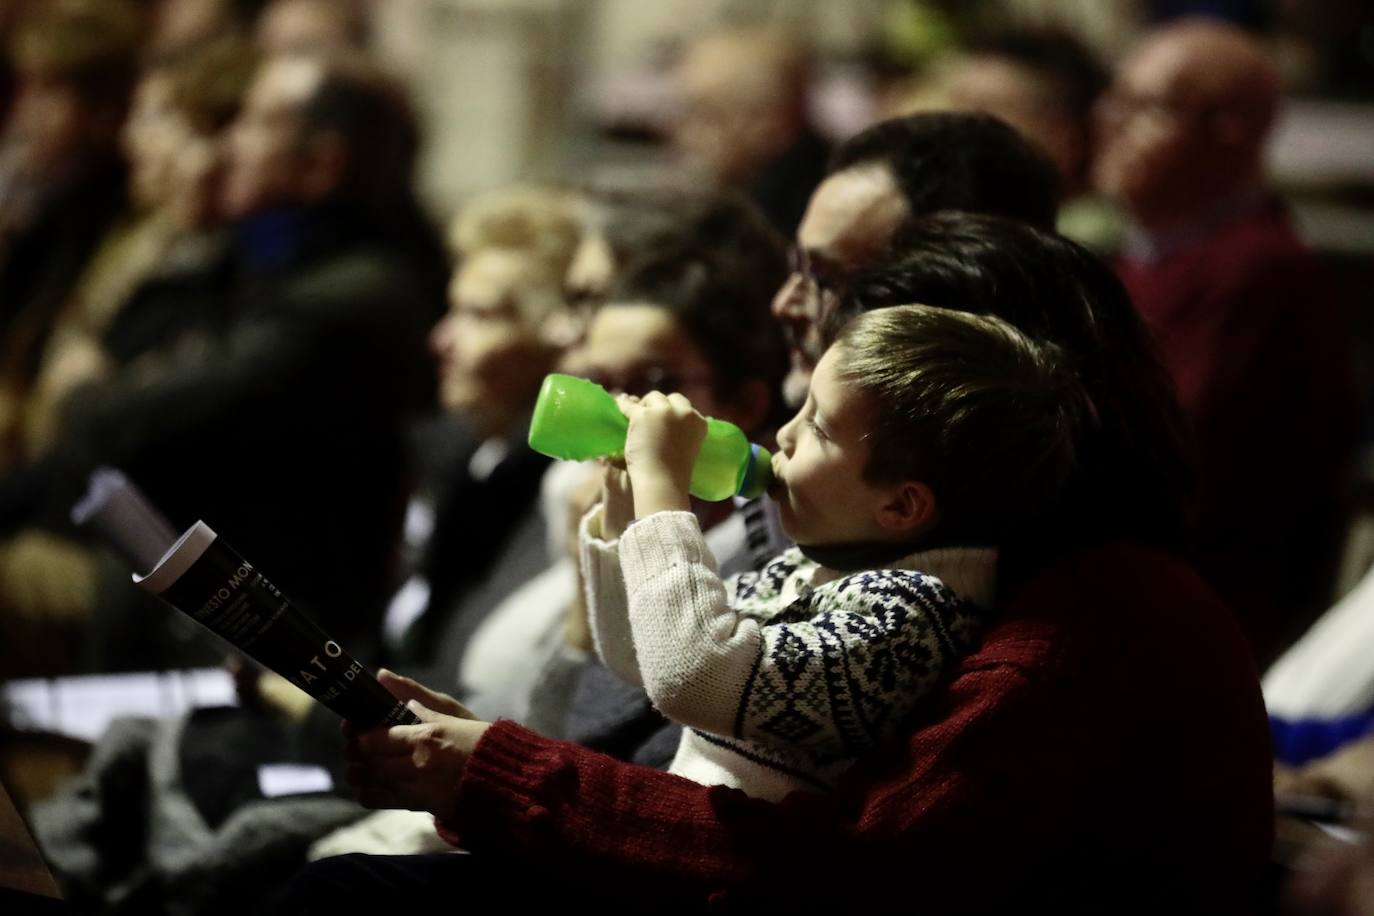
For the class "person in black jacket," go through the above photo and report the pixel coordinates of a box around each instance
[2,51,446,671]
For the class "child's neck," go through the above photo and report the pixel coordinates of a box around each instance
[798,525,984,576]
[798,538,926,576]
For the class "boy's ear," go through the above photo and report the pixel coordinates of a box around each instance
[875,481,938,535]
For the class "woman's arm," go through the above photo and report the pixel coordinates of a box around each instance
[445,649,1070,905]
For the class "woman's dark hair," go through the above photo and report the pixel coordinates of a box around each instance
[830,211,1194,568]
[606,198,789,432]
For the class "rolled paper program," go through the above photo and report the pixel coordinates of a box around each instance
[71,467,180,573]
[72,469,417,728]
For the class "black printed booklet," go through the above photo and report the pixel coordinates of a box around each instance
[73,469,417,728]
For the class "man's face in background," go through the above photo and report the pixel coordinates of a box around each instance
[770,162,908,406]
[220,57,321,219]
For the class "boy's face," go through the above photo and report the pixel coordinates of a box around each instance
[772,347,915,547]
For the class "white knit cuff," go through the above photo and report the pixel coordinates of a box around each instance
[620,511,717,584]
[578,504,641,685]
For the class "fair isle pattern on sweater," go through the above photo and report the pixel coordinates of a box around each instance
[724,547,986,773]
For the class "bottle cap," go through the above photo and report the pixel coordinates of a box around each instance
[737,443,773,499]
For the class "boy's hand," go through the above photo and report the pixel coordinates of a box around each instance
[599,457,635,541]
[621,391,705,518]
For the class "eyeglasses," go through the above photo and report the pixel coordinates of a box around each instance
[582,366,717,398]
[786,245,841,299]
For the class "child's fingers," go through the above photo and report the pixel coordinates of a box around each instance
[666,392,697,415]
[639,391,669,409]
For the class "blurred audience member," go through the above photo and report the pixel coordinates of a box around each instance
[770,111,1059,405]
[20,39,258,461]
[308,192,790,861]
[0,0,140,471]
[941,28,1121,250]
[148,0,264,56]
[256,0,368,58]
[1096,18,1357,664]
[1267,561,1374,754]
[385,185,583,670]
[4,52,443,668]
[671,26,828,235]
[0,41,257,675]
[431,189,785,722]
[518,229,789,737]
[0,0,18,122]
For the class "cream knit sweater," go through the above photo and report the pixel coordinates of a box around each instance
[581,508,997,801]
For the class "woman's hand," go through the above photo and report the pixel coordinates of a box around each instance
[620,391,705,518]
[341,670,489,820]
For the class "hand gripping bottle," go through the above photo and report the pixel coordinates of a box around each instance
[528,373,773,502]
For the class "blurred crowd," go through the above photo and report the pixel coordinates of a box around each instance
[0,0,1372,913]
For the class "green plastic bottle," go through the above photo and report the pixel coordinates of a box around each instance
[528,373,773,502]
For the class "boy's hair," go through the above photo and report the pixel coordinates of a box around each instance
[833,304,1084,542]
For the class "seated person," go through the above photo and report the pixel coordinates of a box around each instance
[383,183,584,671]
[286,215,1271,914]
[581,304,1084,800]
[462,228,789,726]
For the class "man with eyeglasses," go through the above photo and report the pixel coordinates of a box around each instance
[769,111,1060,406]
[1095,18,1356,666]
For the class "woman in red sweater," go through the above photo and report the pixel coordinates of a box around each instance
[281,216,1274,914]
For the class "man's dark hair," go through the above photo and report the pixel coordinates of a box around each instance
[830,211,1193,566]
[829,111,1060,232]
[836,305,1085,543]
[967,28,1109,187]
[607,212,789,432]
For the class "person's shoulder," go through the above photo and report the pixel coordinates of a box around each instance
[1206,201,1324,284]
[999,540,1247,667]
[284,243,422,302]
[1009,541,1213,611]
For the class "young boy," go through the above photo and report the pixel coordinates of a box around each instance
[580,304,1085,800]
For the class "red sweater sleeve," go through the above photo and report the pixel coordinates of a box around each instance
[448,623,1085,909]
[446,543,1273,912]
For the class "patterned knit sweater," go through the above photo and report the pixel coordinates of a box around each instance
[581,509,997,800]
